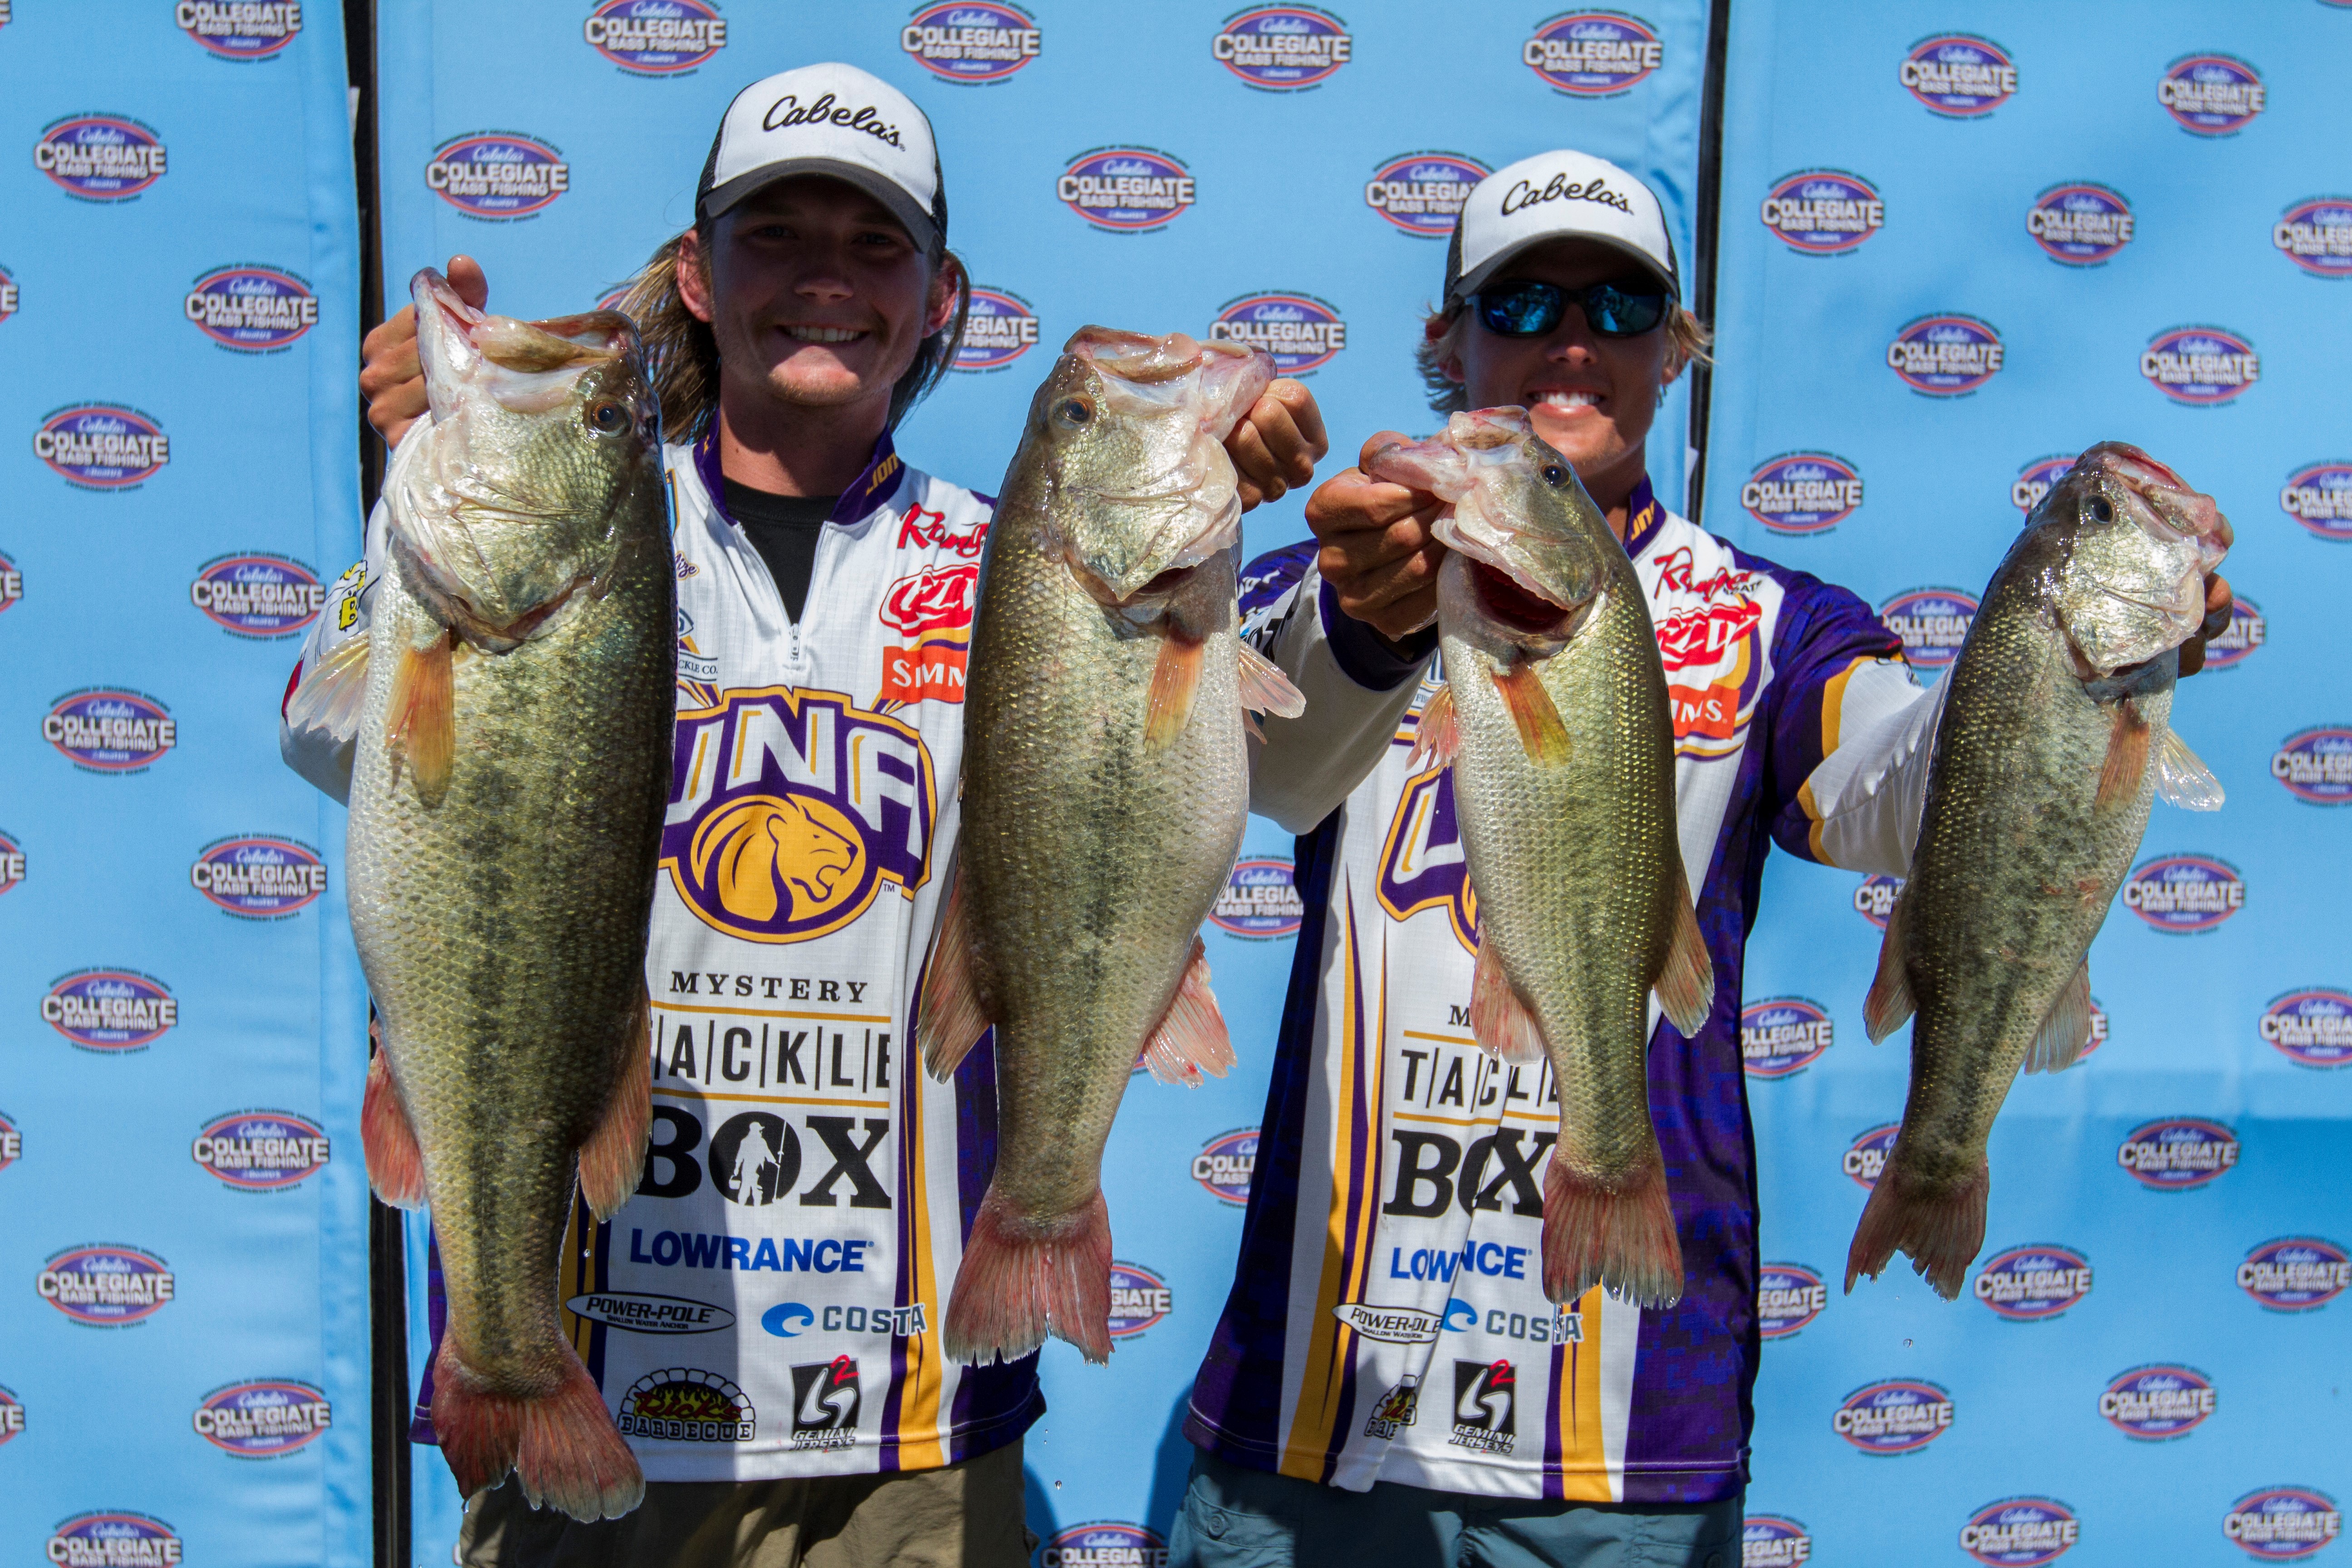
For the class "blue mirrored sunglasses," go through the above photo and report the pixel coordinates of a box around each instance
[1471,278,1669,339]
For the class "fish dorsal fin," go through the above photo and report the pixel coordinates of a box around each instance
[2094,696,2152,813]
[1469,935,1546,1064]
[1490,659,1570,765]
[1139,937,1237,1086]
[917,862,992,1081]
[1237,642,1307,719]
[1862,888,1916,1043]
[2021,960,2094,1074]
[1408,683,1459,770]
[1145,636,1204,753]
[285,637,371,747]
[1653,858,1715,1038]
[2156,729,2225,810]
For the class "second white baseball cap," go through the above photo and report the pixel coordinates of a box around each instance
[1443,148,1679,305]
[698,62,946,251]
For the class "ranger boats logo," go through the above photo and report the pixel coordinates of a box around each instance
[1377,764,1478,954]
[1040,1524,1167,1568]
[2281,461,2352,541]
[178,1,302,58]
[45,1514,181,1568]
[2273,729,2352,805]
[2261,989,2352,1068]
[1107,1261,1172,1338]
[1960,1498,2078,1566]
[1757,1263,1828,1338]
[194,1110,329,1189]
[1833,1378,1952,1454]
[1879,588,1976,671]
[37,406,168,488]
[902,3,1039,83]
[39,1245,175,1325]
[2274,197,2352,278]
[1060,147,1195,232]
[1210,857,1302,937]
[1744,1516,1812,1567]
[2162,54,2265,136]
[2118,1117,2239,1189]
[1889,314,2003,395]
[1366,152,1487,237]
[1853,873,1901,931]
[1973,1244,2092,1320]
[1744,452,1862,534]
[1760,170,1883,255]
[1525,11,1662,97]
[193,836,326,917]
[47,689,176,771]
[2203,596,2264,670]
[2013,453,2072,513]
[2225,1488,2342,1560]
[2102,1364,2214,1440]
[2123,853,2242,932]
[1902,34,2016,116]
[584,0,727,75]
[36,115,167,200]
[1193,1127,1258,1204]
[428,132,569,219]
[953,286,1038,371]
[194,1379,330,1455]
[45,970,177,1050]
[192,553,323,636]
[2239,1237,2349,1311]
[662,686,935,943]
[1213,7,1352,91]
[2143,326,2258,405]
[1210,292,1345,375]
[616,1367,755,1441]
[186,266,317,349]
[1741,998,1832,1078]
[1844,1123,1899,1189]
[2029,183,2133,265]
[1332,1300,1441,1345]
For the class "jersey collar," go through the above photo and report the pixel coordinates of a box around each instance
[1620,475,1666,559]
[691,428,907,529]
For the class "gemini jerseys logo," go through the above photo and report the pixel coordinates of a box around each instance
[37,406,169,488]
[1960,1499,2078,1566]
[47,690,176,771]
[1741,998,1832,1078]
[45,1514,182,1568]
[36,115,167,200]
[1889,314,2003,395]
[2274,729,2352,805]
[1213,6,1351,90]
[616,1367,756,1441]
[2274,197,2352,278]
[2161,54,2265,135]
[1040,1525,1167,1568]
[1833,1378,1952,1454]
[2225,1488,2342,1560]
[178,1,302,58]
[1524,11,1661,96]
[1366,152,1486,236]
[1853,874,1901,930]
[1743,452,1862,534]
[583,0,727,74]
[1757,1263,1828,1338]
[1210,857,1302,937]
[2281,461,2352,541]
[2203,597,2265,670]
[428,132,569,219]
[1107,1261,1172,1338]
[1210,292,1345,374]
[1901,34,2016,116]
[45,970,177,1050]
[2143,326,2259,405]
[1844,1123,1899,1188]
[2102,1364,2214,1440]
[2122,853,2242,932]
[2239,1237,2349,1311]
[1760,170,1883,254]
[1743,1517,1812,1567]
[1060,147,1195,231]
[902,2,1038,83]
[2261,989,2352,1068]
[1193,1127,1258,1204]
[2118,1117,2239,1189]
[1973,1244,2092,1320]
[2029,184,2133,265]
[186,266,317,349]
[1879,588,1975,671]
[39,1245,175,1325]
[662,687,936,943]
[1450,1358,1515,1454]
[194,1379,330,1456]
[193,1110,330,1189]
[953,286,1038,371]
[2013,454,2071,514]
[192,554,323,636]
[789,1356,859,1447]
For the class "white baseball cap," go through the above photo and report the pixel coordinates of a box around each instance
[697,63,947,251]
[1443,148,1679,306]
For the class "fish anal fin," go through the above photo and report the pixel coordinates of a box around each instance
[917,863,992,1081]
[1145,635,1204,753]
[389,632,456,805]
[1140,936,1236,1086]
[1862,889,1917,1044]
[1469,936,1546,1064]
[2095,697,2152,813]
[2156,728,2225,810]
[362,1048,426,1209]
[285,637,372,745]
[1844,1153,1988,1300]
[578,984,652,1219]
[2022,960,2093,1075]
[1407,683,1459,770]
[1236,642,1306,719]
[1653,858,1715,1037]
[1490,660,1570,765]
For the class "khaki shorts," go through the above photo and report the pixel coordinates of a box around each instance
[458,1438,1032,1568]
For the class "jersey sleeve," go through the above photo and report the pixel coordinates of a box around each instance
[277,497,388,805]
[1240,539,1436,835]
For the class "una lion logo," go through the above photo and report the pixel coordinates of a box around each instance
[690,795,866,926]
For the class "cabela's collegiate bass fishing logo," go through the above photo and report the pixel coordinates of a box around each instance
[1743,452,1862,534]
[2273,729,2352,805]
[178,1,302,58]
[193,1109,330,1189]
[1888,314,2004,395]
[2123,853,2242,932]
[1757,1263,1828,1338]
[191,554,323,636]
[39,1245,175,1325]
[185,266,317,349]
[2117,1117,2239,1189]
[1740,998,1832,1078]
[1210,858,1301,937]
[2238,1237,2349,1311]
[193,1380,331,1455]
[583,0,727,74]
[427,132,569,219]
[1843,1123,1899,1188]
[45,690,175,771]
[1524,10,1662,97]
[44,970,177,1050]
[2142,326,2258,405]
[36,406,168,488]
[662,686,936,943]
[1365,152,1487,236]
[2101,1364,2214,1440]
[0,265,16,324]
[45,1514,182,1568]
[2281,461,2352,542]
[1210,292,1345,374]
[2013,454,2071,513]
[2261,989,2352,1067]
[1973,1244,2092,1320]
[2161,54,2264,136]
[36,115,167,200]
[1901,34,2015,116]
[1059,147,1195,231]
[1192,1127,1257,1203]
[1833,1378,1953,1454]
[1744,1516,1812,1566]
[1759,170,1882,254]
[1039,1524,1167,1568]
[1212,7,1352,90]
[2274,197,2352,277]
[953,287,1037,371]
[901,2,1039,83]
[1960,1498,2077,1566]
[1878,588,1975,671]
[2225,1488,2341,1560]
[2029,184,2133,265]
[1107,1261,1172,1338]
[0,828,22,897]
[191,835,327,916]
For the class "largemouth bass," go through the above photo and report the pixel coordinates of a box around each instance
[917,328,1304,1363]
[1369,408,1712,1309]
[288,270,671,1518]
[1847,441,2228,1299]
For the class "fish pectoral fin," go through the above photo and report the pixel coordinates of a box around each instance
[1862,888,1917,1044]
[1144,634,1205,753]
[2156,728,2225,810]
[284,636,371,747]
[578,984,653,1219]
[1407,682,1460,771]
[1140,936,1237,1087]
[1469,936,1546,1064]
[388,630,457,805]
[1235,642,1307,720]
[2021,960,2094,1075]
[361,1047,426,1209]
[2094,696,2153,813]
[1490,660,1570,765]
[916,863,992,1081]
[1653,859,1715,1038]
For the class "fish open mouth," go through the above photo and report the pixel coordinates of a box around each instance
[1470,560,1579,634]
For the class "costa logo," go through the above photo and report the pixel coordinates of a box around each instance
[1524,10,1663,97]
[901,2,1038,83]
[1192,1127,1258,1204]
[2118,1117,2239,1189]
[1973,1244,2092,1320]
[1760,169,1883,254]
[2122,853,2243,933]
[177,0,301,58]
[36,405,168,488]
[1365,151,1488,237]
[1878,588,1976,671]
[2161,54,2265,136]
[1107,1261,1172,1338]
[1843,1123,1900,1189]
[191,553,323,636]
[953,286,1037,371]
[193,1109,330,1189]
[1742,451,1862,534]
[1757,1262,1828,1339]
[1888,314,2004,395]
[1040,1524,1167,1568]
[2143,325,2259,405]
[35,115,167,200]
[2274,196,2352,279]
[1058,147,1194,232]
[1833,1378,1953,1454]
[2239,1237,2349,1311]
[584,0,727,74]
[0,828,23,897]
[2261,989,2352,1068]
[1743,1516,1812,1567]
[2013,453,2072,514]
[192,838,325,916]
[186,265,317,350]
[2281,461,2352,541]
[0,263,16,323]
[615,1367,755,1442]
[44,1514,182,1567]
[39,1244,175,1325]
[427,132,569,220]
[880,563,977,637]
[1741,998,1833,1078]
[2202,596,2265,670]
[0,549,22,614]
[0,1383,19,1446]
[1214,6,1351,90]
[193,1379,330,1455]
[2029,183,2133,265]
[1209,292,1345,375]
[2274,729,2352,804]
[1853,873,1901,931]
[1960,1498,2078,1567]
[1211,857,1303,938]
[45,689,176,772]
[2225,1488,2342,1560]
[44,970,177,1051]
[2101,1364,2215,1440]
[1901,34,2017,116]
[0,1109,19,1171]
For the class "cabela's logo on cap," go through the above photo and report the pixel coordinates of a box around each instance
[1833,1378,1952,1454]
[2029,184,2133,265]
[2118,1117,2239,1189]
[953,287,1037,371]
[1901,34,2016,116]
[2013,453,2072,513]
[1210,292,1345,374]
[2143,326,2258,405]
[2239,1237,2349,1311]
[1744,1516,1812,1566]
[902,2,1037,83]
[1741,998,1832,1078]
[1210,857,1303,938]
[2161,54,2265,135]
[1213,6,1352,90]
[2225,1488,2342,1559]
[192,553,323,636]
[36,405,168,489]
[2282,461,2352,541]
[2274,729,2352,805]
[1743,452,1862,534]
[1879,588,1976,671]
[1973,1244,2092,1321]
[2261,988,2352,1068]
[39,1245,175,1324]
[1193,1127,1258,1204]
[36,115,167,200]
[1040,1525,1167,1568]
[46,689,175,771]
[1365,151,1488,237]
[2273,197,2352,278]
[45,970,177,1051]
[2123,853,2242,933]
[1853,873,1901,931]
[1524,10,1662,97]
[194,1379,331,1455]
[1108,1261,1172,1338]
[1760,169,1882,255]
[45,1513,182,1567]
[178,0,302,58]
[427,132,569,220]
[186,265,317,350]
[1960,1498,2077,1566]
[1059,147,1195,231]
[1757,1263,1828,1339]
[616,1367,756,1441]
[191,836,327,917]
[194,1109,331,1190]
[2202,596,2264,670]
[2102,1364,2214,1440]
[584,0,727,74]
[1888,314,2003,395]
[1843,1123,1899,1189]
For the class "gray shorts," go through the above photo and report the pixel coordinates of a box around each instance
[1167,1448,1740,1568]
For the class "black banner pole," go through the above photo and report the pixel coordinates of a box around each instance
[1684,0,1734,527]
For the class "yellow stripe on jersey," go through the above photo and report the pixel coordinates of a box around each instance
[559,1196,600,1360]
[1797,654,1873,861]
[890,1046,948,1469]
[1555,1285,1614,1501]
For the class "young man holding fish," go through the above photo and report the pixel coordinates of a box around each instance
[299,62,1328,1568]
[1179,149,2233,1566]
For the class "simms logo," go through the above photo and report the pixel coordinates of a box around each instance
[2161,54,2264,136]
[584,0,727,75]
[1878,588,1976,672]
[1853,874,1901,931]
[37,406,168,488]
[47,690,175,772]
[193,1110,329,1190]
[1524,11,1661,97]
[2029,184,2133,265]
[192,836,327,916]
[1059,147,1194,232]
[39,1245,174,1325]
[1741,998,1832,1078]
[427,132,568,219]
[1759,170,1882,255]
[1193,1127,1259,1203]
[1833,1378,1952,1454]
[193,1379,330,1456]
[1888,314,2003,395]
[2117,1117,2239,1189]
[1972,1244,2092,1320]
[1214,7,1351,91]
[2273,730,2352,805]
[1040,1524,1166,1568]
[186,266,317,349]
[1744,1516,1812,1566]
[1210,858,1302,938]
[2225,1488,2341,1560]
[45,1514,182,1568]
[2260,989,2352,1068]
[1210,292,1344,375]
[2281,461,2352,541]
[178,1,301,58]
[1366,152,1488,237]
[1960,1498,2077,1566]
[1902,34,2016,116]
[1107,1261,1171,1338]
[2122,853,2242,933]
[2101,1364,2214,1440]
[2238,1237,2349,1311]
[45,970,176,1051]
[2143,325,2258,405]
[1844,1124,1899,1189]
[2013,453,2071,514]
[953,287,1038,371]
[1743,452,1862,534]
[2274,197,2352,278]
[1757,1263,1827,1339]
[36,115,166,200]
[902,2,1039,84]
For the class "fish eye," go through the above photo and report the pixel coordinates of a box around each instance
[1540,463,1568,487]
[585,399,629,436]
[1054,396,1094,428]
[2091,496,2114,522]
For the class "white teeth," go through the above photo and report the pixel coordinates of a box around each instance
[785,325,866,344]
[1534,391,1600,409]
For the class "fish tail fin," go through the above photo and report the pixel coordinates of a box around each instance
[1862,891,1916,1043]
[942,1187,1113,1367]
[1406,682,1459,770]
[1469,936,1546,1064]
[1653,858,1715,1038]
[2021,961,2093,1075]
[1843,1155,1987,1300]
[431,1341,643,1522]
[361,1048,426,1209]
[578,984,652,1219]
[1490,660,1571,765]
[1140,937,1236,1087]
[916,862,992,1080]
[1542,1157,1683,1309]
[389,631,456,805]
[1236,642,1307,720]
[2095,696,2152,812]
[1145,635,1205,753]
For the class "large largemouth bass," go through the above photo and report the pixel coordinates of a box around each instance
[917,329,1303,1363]
[1369,408,1712,1309]
[289,270,671,1518]
[1847,442,2228,1299]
